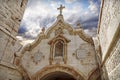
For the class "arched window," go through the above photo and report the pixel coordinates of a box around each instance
[55,41,64,57]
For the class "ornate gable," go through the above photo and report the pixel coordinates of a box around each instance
[18,14,93,57]
[18,5,94,59]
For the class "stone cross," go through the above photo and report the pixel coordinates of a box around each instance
[57,5,65,15]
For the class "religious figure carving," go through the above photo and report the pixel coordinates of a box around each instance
[57,5,65,15]
[40,27,45,34]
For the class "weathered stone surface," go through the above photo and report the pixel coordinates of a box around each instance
[0,30,8,60]
[0,65,23,80]
[105,35,120,80]
[98,0,120,80]
[0,0,28,80]
[105,37,120,73]
[98,0,120,61]
[108,63,120,80]
[0,0,27,36]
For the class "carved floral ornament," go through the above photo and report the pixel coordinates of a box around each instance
[31,50,44,64]
[55,27,64,35]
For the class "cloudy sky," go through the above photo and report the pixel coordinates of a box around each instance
[17,0,101,42]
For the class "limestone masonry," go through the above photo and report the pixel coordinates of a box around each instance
[0,0,120,80]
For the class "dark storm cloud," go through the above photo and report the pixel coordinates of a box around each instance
[18,0,101,41]
[18,22,27,34]
[81,16,98,29]
[66,13,99,29]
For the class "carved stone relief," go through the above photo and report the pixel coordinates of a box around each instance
[55,27,63,35]
[76,49,87,59]
[75,43,94,65]
[31,50,44,64]
[75,43,90,60]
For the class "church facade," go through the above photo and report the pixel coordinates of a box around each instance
[16,9,100,80]
[0,0,120,80]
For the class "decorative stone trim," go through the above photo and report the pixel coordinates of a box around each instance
[48,35,70,64]
[88,67,101,80]
[31,64,86,80]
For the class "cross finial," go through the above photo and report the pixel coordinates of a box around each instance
[57,5,65,15]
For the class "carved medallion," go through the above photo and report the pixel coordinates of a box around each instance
[75,43,90,60]
[31,50,44,64]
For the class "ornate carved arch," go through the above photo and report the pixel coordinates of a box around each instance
[54,40,64,57]
[31,64,86,80]
[88,67,101,80]
[48,35,70,64]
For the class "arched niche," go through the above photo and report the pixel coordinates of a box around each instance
[54,40,64,57]
[48,35,70,64]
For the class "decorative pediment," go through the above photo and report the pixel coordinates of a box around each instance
[19,13,94,58]
[48,35,70,45]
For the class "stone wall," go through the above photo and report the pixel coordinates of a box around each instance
[98,0,120,80]
[105,32,120,80]
[0,0,28,80]
[0,65,23,80]
[0,0,27,36]
[0,29,23,63]
[98,0,120,61]
[0,0,28,63]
